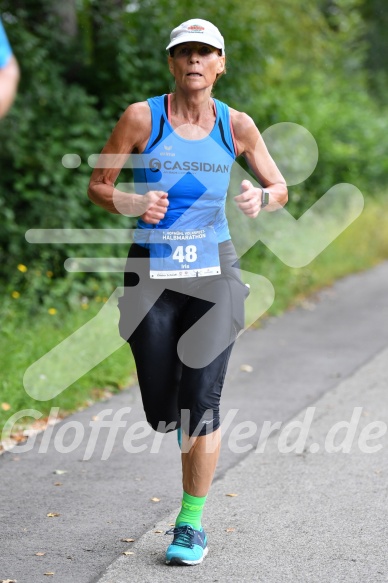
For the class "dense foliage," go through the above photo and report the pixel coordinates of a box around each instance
[1,0,387,311]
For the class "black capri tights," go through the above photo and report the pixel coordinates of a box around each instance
[118,240,249,437]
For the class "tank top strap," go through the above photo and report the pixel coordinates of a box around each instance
[213,98,237,159]
[145,95,172,153]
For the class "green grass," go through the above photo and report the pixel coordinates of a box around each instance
[0,304,136,433]
[1,195,388,433]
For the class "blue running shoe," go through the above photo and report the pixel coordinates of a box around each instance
[165,524,208,565]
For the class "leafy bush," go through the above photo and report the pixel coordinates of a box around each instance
[1,0,388,313]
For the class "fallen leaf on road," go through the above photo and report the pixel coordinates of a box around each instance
[154,530,163,534]
[300,299,316,311]
[46,513,60,518]
[120,538,135,543]
[13,435,27,443]
[226,528,235,532]
[122,551,134,556]
[44,574,55,576]
[226,493,238,497]
[150,497,160,502]
[240,364,253,373]
[53,482,62,486]
[35,552,46,556]
[1,579,17,582]
[92,415,99,421]
[53,470,67,475]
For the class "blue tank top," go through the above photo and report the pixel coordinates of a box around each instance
[133,94,236,245]
[0,19,12,68]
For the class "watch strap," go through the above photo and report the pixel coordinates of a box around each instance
[261,188,270,207]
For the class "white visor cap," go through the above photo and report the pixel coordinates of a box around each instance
[166,19,225,55]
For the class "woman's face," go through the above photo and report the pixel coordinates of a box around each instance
[168,42,225,91]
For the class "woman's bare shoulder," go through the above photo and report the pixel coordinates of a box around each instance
[229,107,259,156]
[229,107,257,135]
[110,101,151,151]
[121,101,151,130]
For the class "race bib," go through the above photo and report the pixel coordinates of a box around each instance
[149,227,221,279]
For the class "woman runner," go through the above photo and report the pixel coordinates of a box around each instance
[88,18,287,566]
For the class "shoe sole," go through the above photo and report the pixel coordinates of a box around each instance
[166,545,209,566]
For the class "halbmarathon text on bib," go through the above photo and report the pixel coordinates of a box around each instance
[149,227,221,279]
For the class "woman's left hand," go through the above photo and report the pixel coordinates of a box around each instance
[234,180,262,218]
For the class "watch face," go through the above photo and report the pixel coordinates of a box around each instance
[262,189,270,206]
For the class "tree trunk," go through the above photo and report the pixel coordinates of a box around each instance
[51,0,78,38]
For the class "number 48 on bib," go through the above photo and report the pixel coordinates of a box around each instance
[149,227,221,279]
[172,245,198,263]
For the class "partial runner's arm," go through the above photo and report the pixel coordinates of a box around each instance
[88,102,169,222]
[0,18,20,119]
[230,108,288,218]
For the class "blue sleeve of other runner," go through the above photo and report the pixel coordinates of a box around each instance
[0,19,13,68]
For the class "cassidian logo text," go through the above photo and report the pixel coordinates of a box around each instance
[149,158,230,173]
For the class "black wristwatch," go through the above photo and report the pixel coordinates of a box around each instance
[261,188,270,208]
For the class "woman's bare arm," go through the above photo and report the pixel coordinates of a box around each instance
[88,102,168,221]
[230,108,288,217]
[0,56,20,119]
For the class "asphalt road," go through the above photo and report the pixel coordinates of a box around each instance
[1,262,388,583]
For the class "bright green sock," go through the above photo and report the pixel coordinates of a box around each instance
[175,491,207,530]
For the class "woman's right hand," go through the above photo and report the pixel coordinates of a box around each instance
[139,191,169,224]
